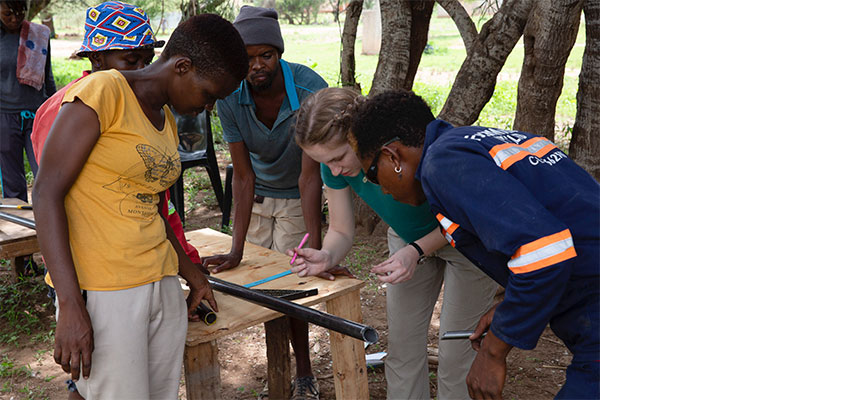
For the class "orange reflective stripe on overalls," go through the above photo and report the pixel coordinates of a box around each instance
[508,228,577,274]
[488,136,559,170]
[436,213,458,247]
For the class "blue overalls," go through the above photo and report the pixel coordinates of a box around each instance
[417,120,600,399]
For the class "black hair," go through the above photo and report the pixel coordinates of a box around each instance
[0,0,27,16]
[161,14,248,82]
[0,0,27,10]
[350,90,435,160]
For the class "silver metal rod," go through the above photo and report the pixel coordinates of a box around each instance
[441,330,487,340]
[0,211,36,230]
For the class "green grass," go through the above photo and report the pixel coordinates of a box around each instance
[51,58,89,89]
[0,273,53,345]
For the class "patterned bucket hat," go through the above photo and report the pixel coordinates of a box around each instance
[76,1,165,57]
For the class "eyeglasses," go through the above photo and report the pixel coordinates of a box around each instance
[364,136,400,185]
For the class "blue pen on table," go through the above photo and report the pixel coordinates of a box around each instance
[243,270,293,288]
[242,233,310,289]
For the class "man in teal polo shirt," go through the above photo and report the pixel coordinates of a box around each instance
[202,6,327,399]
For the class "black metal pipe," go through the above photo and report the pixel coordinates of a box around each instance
[207,276,378,344]
[195,302,217,326]
[0,211,36,230]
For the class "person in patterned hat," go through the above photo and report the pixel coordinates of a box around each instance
[32,1,165,162]
[31,2,203,315]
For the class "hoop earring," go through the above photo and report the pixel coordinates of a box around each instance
[394,166,402,174]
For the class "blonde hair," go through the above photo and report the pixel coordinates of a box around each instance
[294,87,366,147]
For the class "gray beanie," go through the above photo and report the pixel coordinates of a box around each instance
[233,5,284,54]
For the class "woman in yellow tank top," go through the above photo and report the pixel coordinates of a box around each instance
[32,14,249,399]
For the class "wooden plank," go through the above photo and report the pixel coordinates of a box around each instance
[326,290,369,399]
[184,341,222,400]
[264,316,291,399]
[184,229,365,346]
[0,237,39,259]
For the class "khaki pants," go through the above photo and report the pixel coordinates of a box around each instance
[246,197,307,252]
[385,227,501,400]
[55,276,187,400]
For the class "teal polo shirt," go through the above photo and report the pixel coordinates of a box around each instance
[217,60,327,198]
[320,164,439,244]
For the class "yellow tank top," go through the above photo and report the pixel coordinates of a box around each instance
[45,70,180,291]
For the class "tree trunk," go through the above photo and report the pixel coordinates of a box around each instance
[569,0,600,181]
[340,0,363,91]
[513,0,583,141]
[369,0,411,95]
[402,1,435,90]
[438,0,534,126]
[40,12,54,37]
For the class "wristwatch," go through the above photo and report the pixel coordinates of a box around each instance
[408,242,427,264]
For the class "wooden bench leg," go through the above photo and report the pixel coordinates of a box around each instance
[184,340,222,400]
[326,290,369,399]
[265,316,291,399]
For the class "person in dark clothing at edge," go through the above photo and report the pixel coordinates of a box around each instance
[346,90,600,399]
[0,0,55,201]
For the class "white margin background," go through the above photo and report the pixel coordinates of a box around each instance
[603,1,850,397]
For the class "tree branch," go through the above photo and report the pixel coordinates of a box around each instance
[436,0,477,54]
[438,0,534,126]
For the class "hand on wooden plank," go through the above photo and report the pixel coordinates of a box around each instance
[201,252,243,274]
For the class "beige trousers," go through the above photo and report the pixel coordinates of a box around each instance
[385,227,501,400]
[55,276,187,400]
[246,197,308,252]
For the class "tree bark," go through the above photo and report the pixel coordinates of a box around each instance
[570,0,600,181]
[402,1,435,90]
[341,0,364,91]
[436,0,477,54]
[25,0,50,21]
[369,0,411,95]
[438,0,534,126]
[513,0,583,140]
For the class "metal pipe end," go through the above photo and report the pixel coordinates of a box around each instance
[363,327,379,345]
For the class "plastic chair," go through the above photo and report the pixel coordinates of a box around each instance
[168,108,224,222]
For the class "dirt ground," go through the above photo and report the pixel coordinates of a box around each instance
[1,173,570,400]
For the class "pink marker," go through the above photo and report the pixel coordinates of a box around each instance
[290,233,310,265]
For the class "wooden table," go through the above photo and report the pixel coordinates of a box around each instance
[183,228,369,400]
[0,198,38,275]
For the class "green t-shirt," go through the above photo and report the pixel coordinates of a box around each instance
[320,164,438,243]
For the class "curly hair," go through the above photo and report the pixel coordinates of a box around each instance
[161,14,248,82]
[294,87,365,147]
[349,90,435,160]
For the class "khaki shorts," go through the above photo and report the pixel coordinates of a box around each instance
[54,276,187,399]
[384,227,501,399]
[246,196,308,253]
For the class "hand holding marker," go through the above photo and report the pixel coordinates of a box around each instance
[290,233,309,264]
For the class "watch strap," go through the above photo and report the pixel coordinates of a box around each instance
[409,241,425,257]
